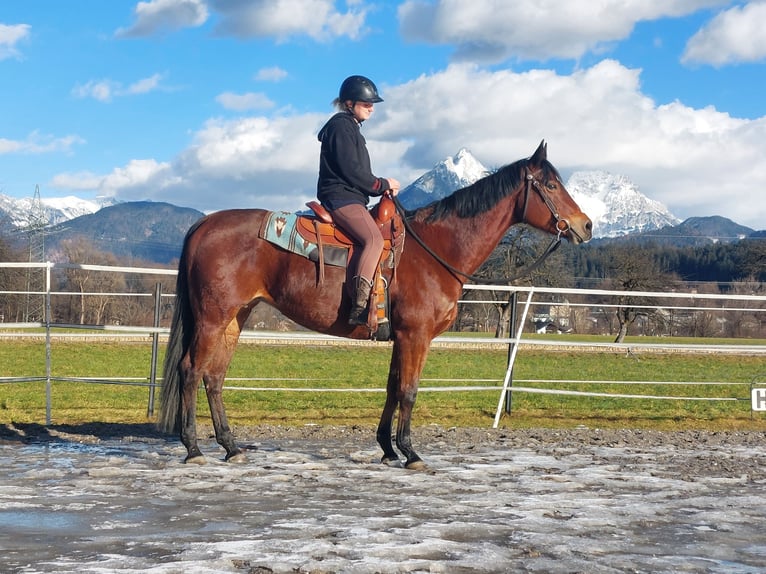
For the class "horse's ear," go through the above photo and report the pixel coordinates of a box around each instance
[530,140,547,166]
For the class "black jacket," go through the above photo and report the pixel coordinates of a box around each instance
[317,111,390,209]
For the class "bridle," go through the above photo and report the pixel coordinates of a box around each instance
[521,168,572,239]
[392,165,573,285]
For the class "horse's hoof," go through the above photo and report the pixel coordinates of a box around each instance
[226,452,248,464]
[381,456,403,468]
[184,455,207,465]
[405,460,434,473]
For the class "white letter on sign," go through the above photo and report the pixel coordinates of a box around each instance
[752,388,766,412]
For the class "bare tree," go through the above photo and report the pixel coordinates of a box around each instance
[602,244,677,343]
[54,237,125,324]
[474,226,571,338]
[0,235,26,322]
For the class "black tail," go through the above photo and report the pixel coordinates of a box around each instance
[157,222,200,434]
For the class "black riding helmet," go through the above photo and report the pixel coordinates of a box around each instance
[339,75,383,104]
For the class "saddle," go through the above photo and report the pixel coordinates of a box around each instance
[298,195,405,285]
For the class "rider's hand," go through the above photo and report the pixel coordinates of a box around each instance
[387,178,401,196]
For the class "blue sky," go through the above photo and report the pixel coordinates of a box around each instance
[2,0,766,228]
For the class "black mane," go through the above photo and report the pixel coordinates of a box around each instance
[414,158,558,222]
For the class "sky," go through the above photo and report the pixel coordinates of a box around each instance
[2,0,766,229]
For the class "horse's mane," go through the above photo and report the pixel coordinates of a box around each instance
[412,158,559,222]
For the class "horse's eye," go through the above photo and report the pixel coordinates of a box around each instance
[546,182,557,190]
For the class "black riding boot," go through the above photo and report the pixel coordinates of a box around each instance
[348,276,373,326]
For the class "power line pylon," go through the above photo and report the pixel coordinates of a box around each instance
[24,184,48,323]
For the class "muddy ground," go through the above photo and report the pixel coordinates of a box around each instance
[1,423,765,573]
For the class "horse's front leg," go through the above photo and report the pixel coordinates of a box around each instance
[395,386,428,471]
[377,368,403,466]
[378,337,431,471]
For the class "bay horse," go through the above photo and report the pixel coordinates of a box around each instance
[158,141,592,469]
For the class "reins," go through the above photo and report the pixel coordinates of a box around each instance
[391,166,567,285]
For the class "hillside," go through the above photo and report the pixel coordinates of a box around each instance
[609,215,754,247]
[45,201,204,264]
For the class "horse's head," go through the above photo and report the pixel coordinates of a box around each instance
[520,141,592,245]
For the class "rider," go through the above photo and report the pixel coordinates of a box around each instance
[317,75,400,325]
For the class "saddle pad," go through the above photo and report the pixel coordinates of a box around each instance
[259,211,348,267]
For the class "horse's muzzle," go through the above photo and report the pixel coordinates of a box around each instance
[565,214,593,245]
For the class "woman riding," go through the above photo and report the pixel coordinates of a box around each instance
[317,75,400,325]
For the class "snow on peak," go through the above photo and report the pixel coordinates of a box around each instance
[448,148,487,181]
[41,196,102,224]
[0,193,102,228]
[398,148,488,208]
[566,170,680,238]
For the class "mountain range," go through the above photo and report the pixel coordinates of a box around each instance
[397,150,686,239]
[0,149,758,263]
[0,199,203,264]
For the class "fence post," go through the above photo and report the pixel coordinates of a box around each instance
[504,291,518,414]
[45,262,52,426]
[494,290,534,429]
[147,282,162,417]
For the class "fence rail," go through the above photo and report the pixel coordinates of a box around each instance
[2,261,765,426]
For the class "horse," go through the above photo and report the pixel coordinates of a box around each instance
[158,140,592,469]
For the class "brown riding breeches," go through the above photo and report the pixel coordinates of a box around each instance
[329,203,384,283]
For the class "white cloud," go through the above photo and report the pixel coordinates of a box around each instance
[398,0,728,62]
[57,113,325,212]
[0,23,30,60]
[172,114,321,186]
[52,159,174,197]
[116,0,208,37]
[126,73,164,94]
[255,66,289,82]
[0,131,84,154]
[371,62,766,227]
[101,159,175,193]
[54,60,766,228]
[49,171,104,191]
[72,79,117,102]
[683,2,766,66]
[72,74,165,102]
[210,0,369,41]
[216,92,275,111]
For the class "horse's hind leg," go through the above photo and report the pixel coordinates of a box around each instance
[204,317,247,462]
[178,324,240,464]
[204,372,245,462]
[179,357,206,464]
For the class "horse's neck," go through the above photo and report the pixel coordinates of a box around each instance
[418,194,519,276]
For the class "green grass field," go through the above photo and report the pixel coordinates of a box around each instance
[1,338,765,431]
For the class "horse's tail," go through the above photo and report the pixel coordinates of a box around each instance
[157,220,201,434]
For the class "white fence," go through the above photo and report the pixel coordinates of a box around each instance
[2,261,765,426]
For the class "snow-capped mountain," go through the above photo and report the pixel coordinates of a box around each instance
[397,148,489,209]
[397,150,678,239]
[0,193,102,229]
[566,171,680,238]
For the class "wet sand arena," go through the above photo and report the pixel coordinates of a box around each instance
[1,423,765,573]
